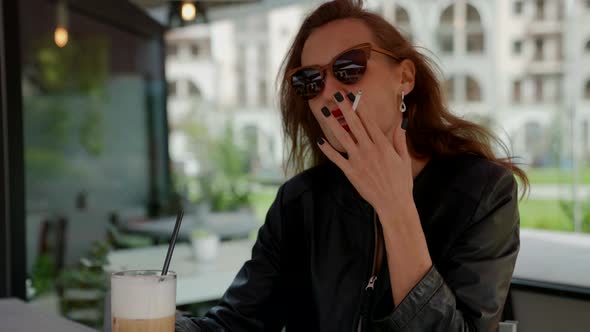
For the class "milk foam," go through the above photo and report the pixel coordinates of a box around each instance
[111,273,176,319]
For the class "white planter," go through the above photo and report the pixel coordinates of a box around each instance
[190,232,220,262]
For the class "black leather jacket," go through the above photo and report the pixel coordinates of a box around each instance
[176,154,520,331]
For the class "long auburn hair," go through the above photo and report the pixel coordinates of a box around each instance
[278,0,528,193]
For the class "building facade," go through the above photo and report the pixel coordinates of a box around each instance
[165,0,590,174]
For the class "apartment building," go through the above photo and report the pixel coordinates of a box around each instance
[165,0,590,172]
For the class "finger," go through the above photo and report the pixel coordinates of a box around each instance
[316,137,351,173]
[332,90,372,147]
[347,90,378,143]
[355,103,391,149]
[319,105,358,154]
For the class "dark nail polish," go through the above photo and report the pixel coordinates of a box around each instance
[334,92,344,102]
[347,92,356,102]
[317,137,325,145]
[321,107,331,117]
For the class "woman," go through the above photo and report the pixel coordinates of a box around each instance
[176,0,527,331]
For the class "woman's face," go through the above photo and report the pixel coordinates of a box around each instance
[301,18,414,152]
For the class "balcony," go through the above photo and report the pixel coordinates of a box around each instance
[527,59,563,75]
[527,19,563,36]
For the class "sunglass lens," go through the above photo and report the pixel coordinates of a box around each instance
[291,68,324,100]
[333,49,367,85]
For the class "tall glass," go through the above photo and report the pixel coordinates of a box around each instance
[111,270,176,332]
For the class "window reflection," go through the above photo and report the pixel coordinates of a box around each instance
[20,0,168,328]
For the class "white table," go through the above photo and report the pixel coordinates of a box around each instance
[105,238,256,305]
[0,298,96,332]
[514,228,590,289]
[123,212,260,241]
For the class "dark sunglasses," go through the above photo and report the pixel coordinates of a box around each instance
[287,43,400,100]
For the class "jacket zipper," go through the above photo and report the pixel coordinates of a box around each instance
[357,208,381,332]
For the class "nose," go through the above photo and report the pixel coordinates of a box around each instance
[319,70,345,105]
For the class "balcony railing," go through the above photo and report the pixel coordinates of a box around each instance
[527,19,562,35]
[527,59,563,75]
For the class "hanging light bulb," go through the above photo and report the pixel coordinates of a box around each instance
[54,27,68,48]
[181,1,197,21]
[54,0,69,47]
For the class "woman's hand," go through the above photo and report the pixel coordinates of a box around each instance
[318,91,432,306]
[316,90,413,217]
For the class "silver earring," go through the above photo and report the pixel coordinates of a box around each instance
[400,91,407,113]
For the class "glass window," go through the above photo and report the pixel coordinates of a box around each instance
[466,5,481,23]
[395,6,410,25]
[466,76,482,102]
[513,40,523,55]
[188,81,201,96]
[19,0,169,328]
[443,77,455,102]
[394,6,412,42]
[440,5,454,24]
[439,6,454,53]
[167,43,178,57]
[465,5,484,54]
[440,34,454,53]
[168,80,178,96]
[191,44,200,57]
[513,80,522,103]
[514,1,524,15]
[557,1,565,19]
[536,0,545,20]
[467,33,484,53]
[535,38,544,60]
[535,78,544,101]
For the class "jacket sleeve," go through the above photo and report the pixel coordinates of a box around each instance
[176,186,287,332]
[373,170,520,332]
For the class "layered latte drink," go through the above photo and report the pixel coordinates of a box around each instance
[111,270,176,332]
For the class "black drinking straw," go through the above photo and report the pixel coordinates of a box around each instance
[161,209,184,276]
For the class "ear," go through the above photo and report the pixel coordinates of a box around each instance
[399,59,416,95]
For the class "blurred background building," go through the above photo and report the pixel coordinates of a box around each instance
[161,0,590,175]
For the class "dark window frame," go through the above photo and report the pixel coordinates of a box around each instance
[1,0,26,299]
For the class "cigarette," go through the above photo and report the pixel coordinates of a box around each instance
[352,89,362,112]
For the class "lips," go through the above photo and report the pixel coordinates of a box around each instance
[331,109,343,117]
[330,108,350,131]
